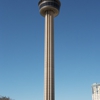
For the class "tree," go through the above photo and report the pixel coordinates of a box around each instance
[0,96,11,100]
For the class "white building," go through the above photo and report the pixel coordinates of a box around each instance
[92,83,100,100]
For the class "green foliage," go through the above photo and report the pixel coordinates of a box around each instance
[0,96,11,100]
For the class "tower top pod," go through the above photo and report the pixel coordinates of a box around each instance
[38,0,61,17]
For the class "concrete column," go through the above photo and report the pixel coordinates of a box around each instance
[44,10,54,100]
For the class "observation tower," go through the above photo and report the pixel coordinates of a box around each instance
[38,0,61,100]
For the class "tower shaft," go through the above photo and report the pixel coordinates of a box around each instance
[44,10,54,100]
[38,1,61,100]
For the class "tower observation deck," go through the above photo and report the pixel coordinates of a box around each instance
[38,0,61,17]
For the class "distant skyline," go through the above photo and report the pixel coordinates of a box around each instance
[0,0,100,100]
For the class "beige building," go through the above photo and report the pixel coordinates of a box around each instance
[92,83,100,100]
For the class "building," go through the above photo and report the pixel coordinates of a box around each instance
[92,83,100,100]
[38,0,61,100]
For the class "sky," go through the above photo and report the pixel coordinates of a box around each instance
[0,0,100,100]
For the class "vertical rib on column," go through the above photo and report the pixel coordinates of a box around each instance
[47,11,50,100]
[49,11,54,100]
[44,10,48,100]
[44,11,48,100]
[44,10,54,100]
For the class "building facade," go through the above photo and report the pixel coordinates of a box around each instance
[92,83,100,100]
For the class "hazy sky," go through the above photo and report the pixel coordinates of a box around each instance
[0,0,100,100]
